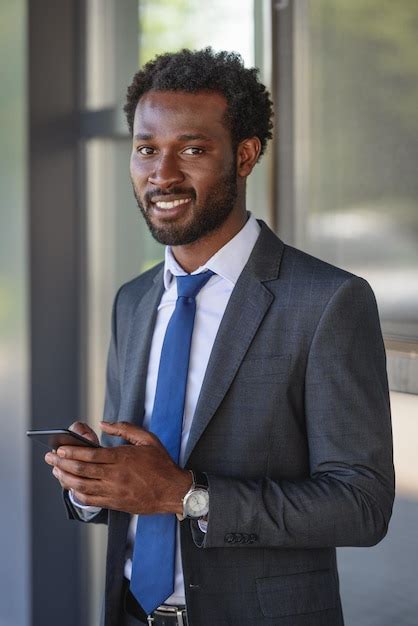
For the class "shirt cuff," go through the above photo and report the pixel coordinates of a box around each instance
[198,518,208,533]
[68,489,102,521]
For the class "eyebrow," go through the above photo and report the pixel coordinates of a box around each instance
[134,133,153,140]
[177,133,212,141]
[134,132,212,142]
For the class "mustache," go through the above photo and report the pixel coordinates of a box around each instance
[143,187,197,203]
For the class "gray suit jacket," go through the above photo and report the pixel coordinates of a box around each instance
[66,221,394,626]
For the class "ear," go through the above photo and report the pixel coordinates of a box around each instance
[236,137,262,177]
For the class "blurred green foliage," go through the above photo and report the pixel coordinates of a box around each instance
[138,0,253,66]
[139,0,195,64]
[0,1,27,338]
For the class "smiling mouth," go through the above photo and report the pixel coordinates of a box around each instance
[152,197,192,210]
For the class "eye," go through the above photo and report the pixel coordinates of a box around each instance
[137,146,156,156]
[182,147,204,155]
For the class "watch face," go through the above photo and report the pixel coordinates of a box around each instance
[185,489,209,518]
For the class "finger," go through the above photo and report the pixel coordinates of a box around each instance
[69,421,99,445]
[51,466,67,489]
[45,451,57,466]
[70,493,117,510]
[69,421,92,435]
[100,421,159,447]
[56,445,115,463]
[52,467,103,495]
[52,457,106,479]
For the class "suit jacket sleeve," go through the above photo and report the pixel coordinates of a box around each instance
[200,276,395,549]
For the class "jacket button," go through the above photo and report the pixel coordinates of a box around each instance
[224,533,235,543]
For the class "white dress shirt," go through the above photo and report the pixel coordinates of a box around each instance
[71,212,261,606]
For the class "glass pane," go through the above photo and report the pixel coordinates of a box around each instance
[138,0,254,66]
[86,138,164,427]
[293,0,418,341]
[84,4,260,624]
[0,2,30,626]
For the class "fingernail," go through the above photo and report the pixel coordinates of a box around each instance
[57,448,66,457]
[52,467,59,477]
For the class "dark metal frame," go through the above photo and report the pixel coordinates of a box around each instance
[28,1,89,624]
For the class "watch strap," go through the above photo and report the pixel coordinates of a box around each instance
[190,469,208,490]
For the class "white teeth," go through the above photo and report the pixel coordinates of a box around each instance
[155,198,191,209]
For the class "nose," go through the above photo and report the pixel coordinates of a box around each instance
[148,153,185,189]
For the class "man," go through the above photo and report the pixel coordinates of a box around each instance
[46,48,394,626]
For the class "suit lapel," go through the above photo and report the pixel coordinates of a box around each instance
[121,266,164,426]
[185,222,285,463]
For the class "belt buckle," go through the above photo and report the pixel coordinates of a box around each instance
[154,605,185,626]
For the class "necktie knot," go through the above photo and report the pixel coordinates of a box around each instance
[176,270,214,299]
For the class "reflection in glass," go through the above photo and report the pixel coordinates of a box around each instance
[294,0,418,340]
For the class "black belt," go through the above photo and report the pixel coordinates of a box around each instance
[147,605,188,626]
[123,578,188,626]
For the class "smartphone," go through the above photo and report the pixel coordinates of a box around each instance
[27,429,100,451]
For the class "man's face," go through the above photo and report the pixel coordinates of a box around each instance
[130,90,238,246]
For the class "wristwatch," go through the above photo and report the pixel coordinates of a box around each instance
[177,470,209,521]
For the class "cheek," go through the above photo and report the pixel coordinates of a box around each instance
[130,155,149,182]
[198,174,228,200]
[194,155,235,186]
[191,167,224,193]
[129,156,138,180]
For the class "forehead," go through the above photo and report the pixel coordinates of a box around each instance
[133,90,229,139]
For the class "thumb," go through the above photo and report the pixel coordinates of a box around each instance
[100,421,159,447]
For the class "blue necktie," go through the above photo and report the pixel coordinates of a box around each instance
[130,270,214,615]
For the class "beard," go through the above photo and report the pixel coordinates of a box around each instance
[132,162,238,246]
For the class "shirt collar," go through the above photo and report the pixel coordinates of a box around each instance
[163,212,261,290]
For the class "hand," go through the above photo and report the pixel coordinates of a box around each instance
[44,421,192,515]
[68,421,100,446]
[44,421,100,497]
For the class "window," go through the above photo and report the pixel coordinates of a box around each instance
[138,0,254,66]
[276,0,418,344]
[82,2,262,622]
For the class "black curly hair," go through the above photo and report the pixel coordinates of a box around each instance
[124,47,273,161]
